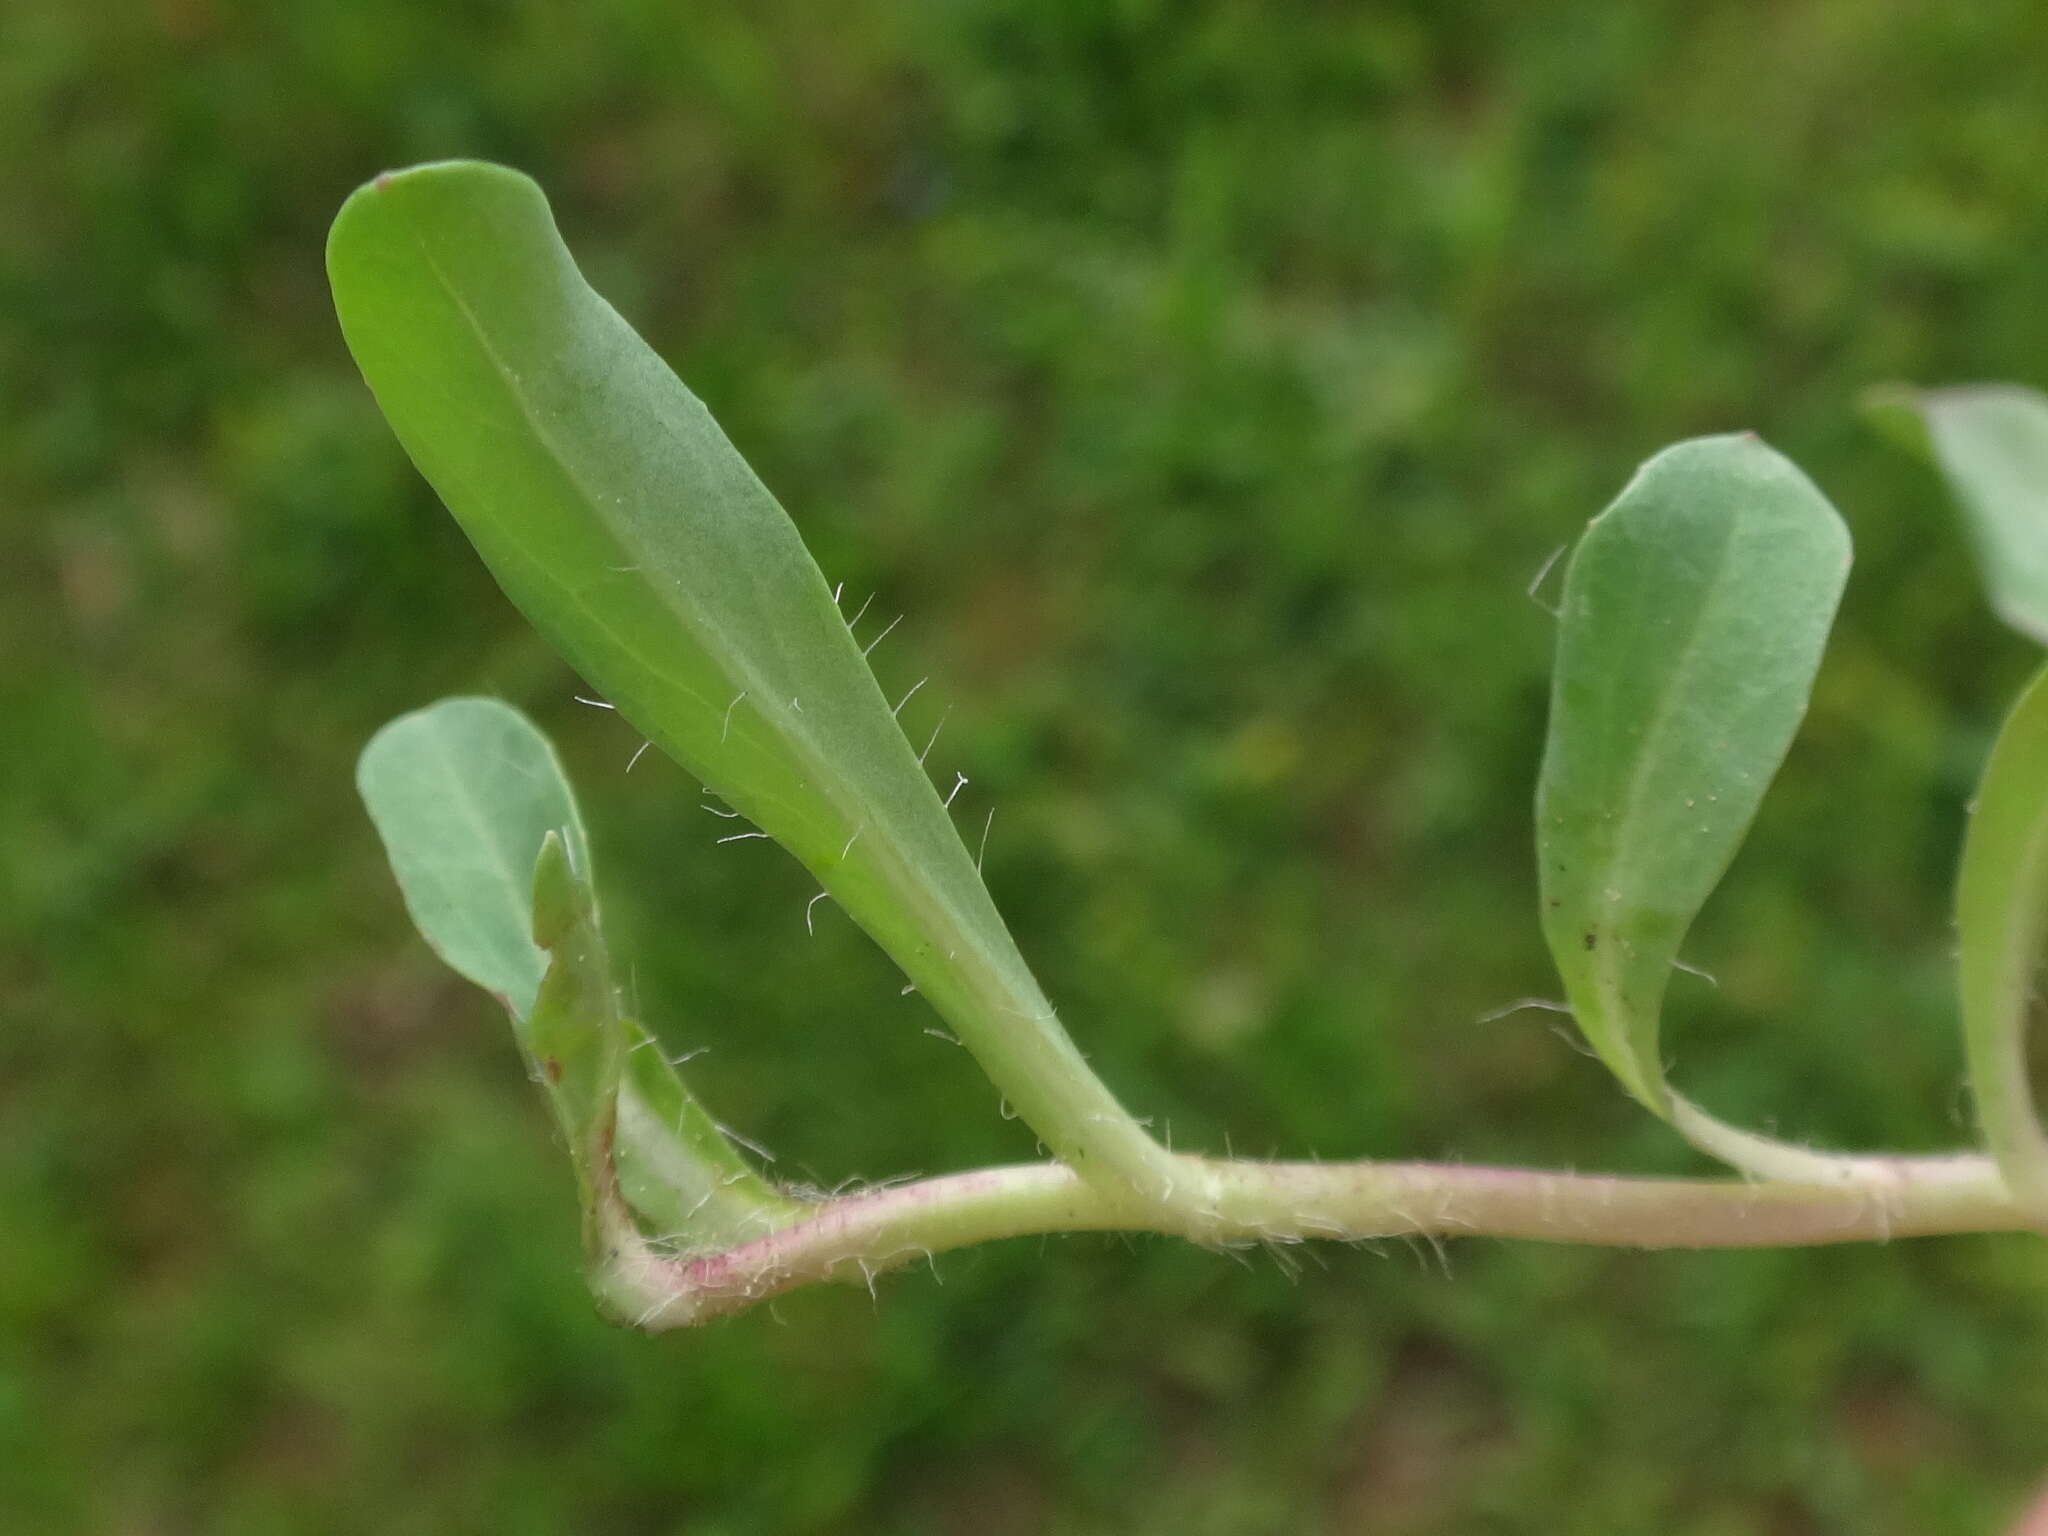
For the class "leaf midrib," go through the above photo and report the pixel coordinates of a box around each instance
[401,219,850,846]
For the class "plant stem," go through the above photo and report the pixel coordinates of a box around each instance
[601,1149,2027,1329]
[1664,1092,1958,1185]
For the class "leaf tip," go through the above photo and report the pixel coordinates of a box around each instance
[330,160,551,285]
[532,828,578,950]
[1859,382,1935,461]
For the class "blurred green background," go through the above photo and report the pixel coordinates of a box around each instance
[7,1,2048,1530]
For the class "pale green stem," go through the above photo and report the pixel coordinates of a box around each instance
[597,1148,2027,1329]
[1966,1007,2048,1222]
[1568,982,1928,1187]
[1957,790,2048,1223]
[1663,1092,1975,1186]
[842,818,1203,1215]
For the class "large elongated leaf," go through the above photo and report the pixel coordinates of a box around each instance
[357,696,796,1255]
[329,162,1175,1201]
[1912,386,2048,643]
[1956,664,2048,1219]
[1537,436,1851,1110]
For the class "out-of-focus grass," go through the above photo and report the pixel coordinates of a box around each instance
[5,2,2048,1531]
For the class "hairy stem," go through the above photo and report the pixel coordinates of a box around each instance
[598,1149,2026,1329]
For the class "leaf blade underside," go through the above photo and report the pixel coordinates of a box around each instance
[1537,435,1851,1110]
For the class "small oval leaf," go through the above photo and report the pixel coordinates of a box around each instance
[356,696,587,1020]
[1956,663,2048,1220]
[358,696,800,1261]
[1537,435,1851,1109]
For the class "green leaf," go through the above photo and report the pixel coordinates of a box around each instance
[1956,663,2048,1220]
[357,696,798,1262]
[1909,385,2048,643]
[524,827,625,1243]
[357,695,587,1021]
[1537,436,1851,1110]
[329,161,1178,1204]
